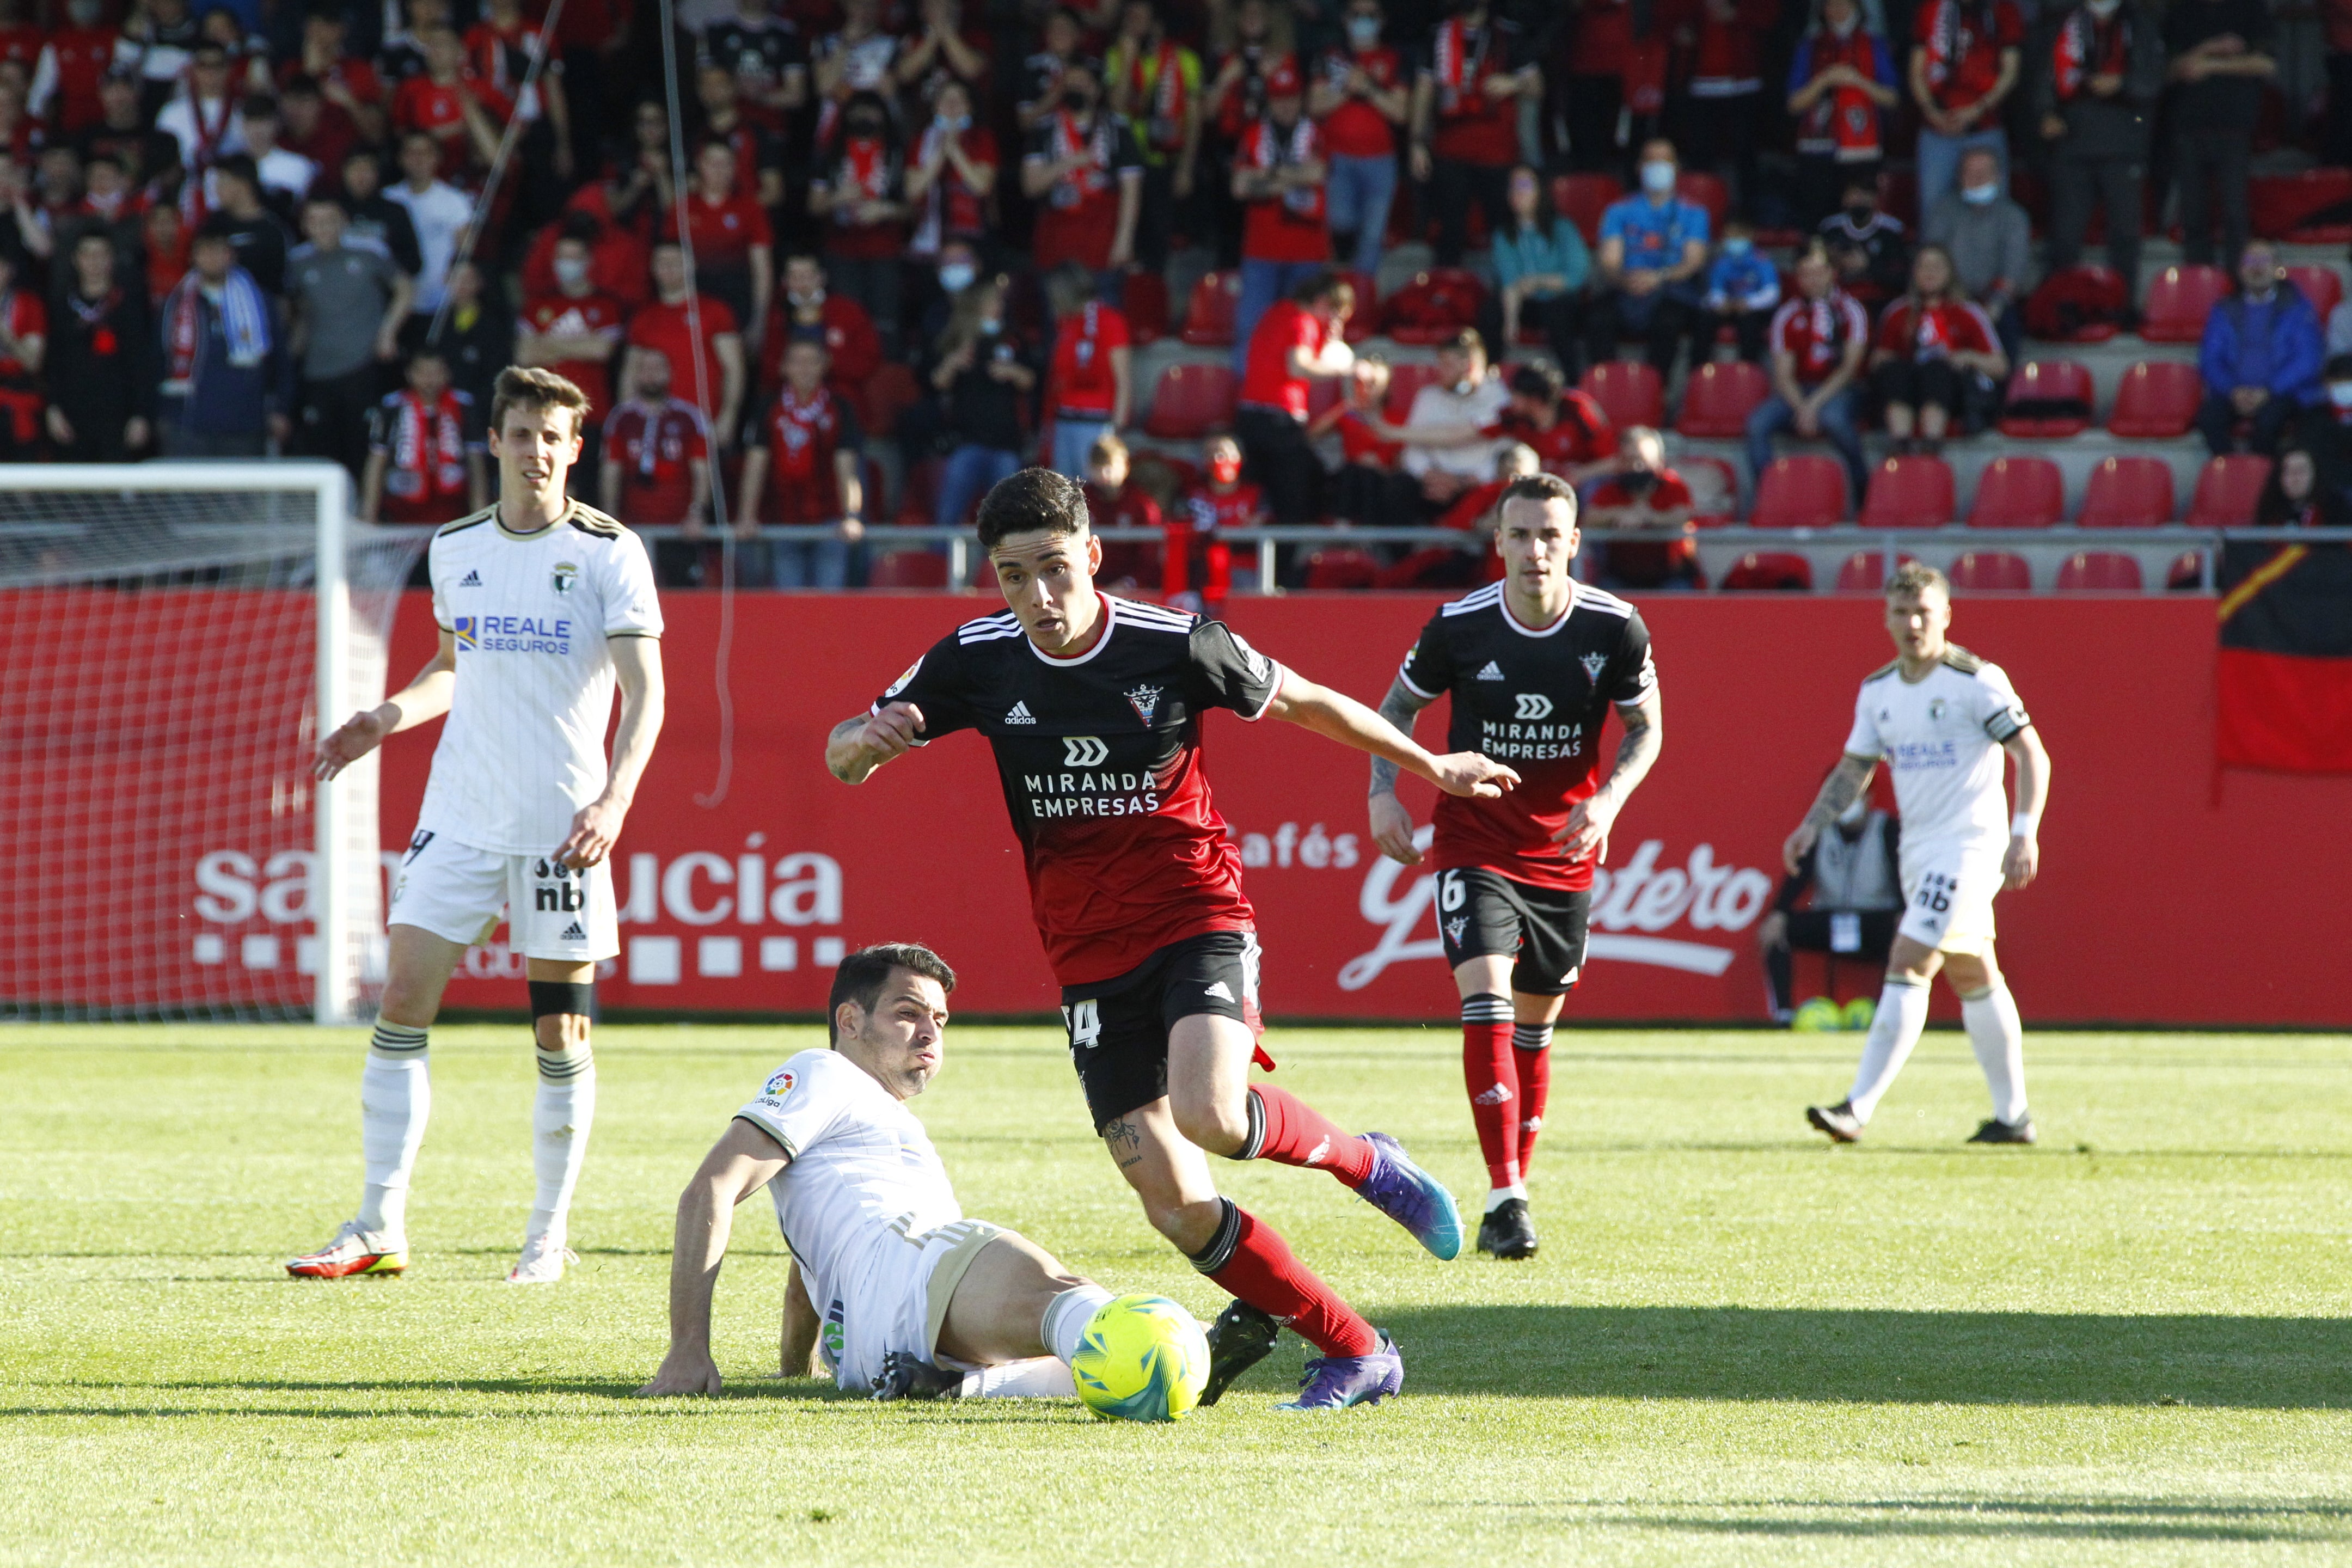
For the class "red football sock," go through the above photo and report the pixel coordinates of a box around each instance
[1515,1023,1554,1173]
[1200,1203,1377,1358]
[1245,1084,1374,1186]
[1462,994,1520,1189]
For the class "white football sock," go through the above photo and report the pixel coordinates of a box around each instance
[1961,983,2029,1124]
[1041,1283,1117,1365]
[357,1022,430,1237]
[1484,1185,1529,1212]
[957,1358,1081,1399]
[528,1040,596,1242]
[1846,978,1931,1123]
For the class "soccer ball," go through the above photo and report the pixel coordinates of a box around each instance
[1841,996,1877,1031]
[1791,996,1842,1033]
[1070,1294,1210,1423]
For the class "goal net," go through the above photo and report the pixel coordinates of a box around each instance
[0,464,426,1024]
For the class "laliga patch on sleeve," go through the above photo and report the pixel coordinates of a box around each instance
[762,1068,797,1099]
[884,658,923,698]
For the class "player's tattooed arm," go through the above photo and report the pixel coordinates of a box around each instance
[313,627,458,782]
[1368,676,1437,866]
[1555,690,1663,861]
[826,701,927,783]
[1782,752,1880,874]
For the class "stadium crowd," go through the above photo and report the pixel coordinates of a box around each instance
[0,0,2346,589]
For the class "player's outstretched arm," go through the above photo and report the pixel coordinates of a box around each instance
[1366,674,1438,865]
[825,702,925,785]
[1554,690,1663,862]
[2002,727,2050,889]
[556,635,666,871]
[637,1119,791,1399]
[1267,669,1518,799]
[1783,752,1879,874]
[312,628,458,782]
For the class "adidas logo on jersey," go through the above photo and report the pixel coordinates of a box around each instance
[1004,701,1036,725]
[1474,1083,1514,1106]
[1475,661,1506,681]
[1203,980,1234,1002]
[560,921,586,940]
[457,569,482,587]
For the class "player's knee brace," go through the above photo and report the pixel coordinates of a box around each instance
[528,980,597,1022]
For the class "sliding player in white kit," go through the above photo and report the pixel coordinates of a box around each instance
[291,366,665,1284]
[638,945,1126,1405]
[1785,563,2052,1144]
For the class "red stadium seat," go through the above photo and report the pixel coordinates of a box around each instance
[1179,270,1241,346]
[1142,363,1236,438]
[1859,456,1956,528]
[2287,264,2346,322]
[1949,550,2034,591]
[2079,455,2176,526]
[2251,167,2352,241]
[1382,361,1448,423]
[895,455,942,527]
[867,549,950,588]
[1678,455,1742,524]
[1751,455,1851,528]
[1302,548,1380,590]
[1580,361,1665,430]
[1676,171,1730,231]
[2024,264,2128,341]
[2106,360,2202,438]
[1552,173,1622,243]
[1676,359,1772,437]
[2140,265,2231,344]
[1967,456,2066,528]
[2055,550,2145,591]
[1122,268,1170,345]
[1339,269,1380,343]
[1996,360,2094,437]
[861,361,922,439]
[1719,550,1814,590]
[1381,268,1487,344]
[1833,549,1917,592]
[2186,454,2273,528]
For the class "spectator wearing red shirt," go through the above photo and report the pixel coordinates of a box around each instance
[0,246,44,458]
[897,0,991,124]
[764,250,884,426]
[1665,0,1781,220]
[1494,361,1619,486]
[693,62,787,211]
[1201,0,1289,265]
[1748,246,1871,504]
[282,11,387,148]
[1309,0,1408,280]
[1408,0,1539,268]
[1235,268,1356,526]
[740,337,868,589]
[391,28,507,181]
[363,347,487,524]
[808,91,909,351]
[1229,59,1329,377]
[518,231,625,470]
[1785,0,1900,229]
[277,78,360,193]
[1582,425,1699,589]
[30,1,118,137]
[627,240,745,446]
[521,201,648,310]
[1909,0,2025,215]
[598,349,714,587]
[1019,56,1143,299]
[905,79,997,267]
[467,0,573,223]
[664,139,775,360]
[1171,433,1268,614]
[1084,431,1165,589]
[1043,263,1132,477]
[1869,243,2007,452]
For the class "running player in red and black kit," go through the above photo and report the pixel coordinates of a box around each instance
[826,469,1518,1412]
[1366,473,1664,1262]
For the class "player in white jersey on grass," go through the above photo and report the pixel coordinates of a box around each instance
[291,366,666,1285]
[1785,563,2052,1144]
[638,945,1131,1405]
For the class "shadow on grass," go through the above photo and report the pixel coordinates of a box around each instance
[1369,1306,2352,1408]
[1615,1498,2352,1544]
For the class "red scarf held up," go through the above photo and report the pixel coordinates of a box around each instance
[774,383,836,483]
[1803,28,1883,155]
[1250,116,1324,220]
[1047,111,1111,207]
[385,389,468,500]
[1128,38,1187,150]
[2053,8,2129,101]
[1431,17,1491,114]
[834,135,891,223]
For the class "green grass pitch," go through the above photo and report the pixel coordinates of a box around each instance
[5,1021,2352,1566]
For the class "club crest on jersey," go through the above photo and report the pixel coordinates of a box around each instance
[763,1068,797,1098]
[1928,698,1949,720]
[1124,684,1163,725]
[1515,693,1554,720]
[552,561,579,595]
[1444,915,1469,945]
[1581,651,1609,683]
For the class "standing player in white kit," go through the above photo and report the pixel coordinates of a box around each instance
[291,366,666,1283]
[1784,564,2053,1144]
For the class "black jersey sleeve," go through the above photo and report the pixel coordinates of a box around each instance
[872,633,979,743]
[1607,609,1658,707]
[1184,620,1285,721]
[1395,612,1453,701]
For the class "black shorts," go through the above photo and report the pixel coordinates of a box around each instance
[1435,867,1592,997]
[1060,929,1261,1134]
[1783,908,1899,959]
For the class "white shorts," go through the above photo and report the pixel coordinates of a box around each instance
[387,824,619,962]
[819,1219,1005,1393]
[1897,840,2004,955]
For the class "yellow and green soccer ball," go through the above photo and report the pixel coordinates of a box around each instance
[1070,1294,1210,1423]
[1841,996,1877,1031]
[1792,996,1843,1032]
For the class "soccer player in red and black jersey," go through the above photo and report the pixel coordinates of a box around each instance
[1366,474,1664,1261]
[826,468,1518,1412]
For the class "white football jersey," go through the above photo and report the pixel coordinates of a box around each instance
[734,1049,963,1324]
[420,503,662,854]
[1843,647,2031,850]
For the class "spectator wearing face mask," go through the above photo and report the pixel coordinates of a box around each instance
[928,271,1040,532]
[2033,0,2164,308]
[1696,217,1781,365]
[764,251,883,428]
[904,80,997,277]
[1909,0,2025,217]
[1172,432,1269,616]
[809,91,909,352]
[1229,58,1330,379]
[1923,145,2032,366]
[1581,425,1700,590]
[2197,240,2323,457]
[1818,173,1909,310]
[1787,0,1901,232]
[1020,57,1143,303]
[1308,0,1408,281]
[1407,0,1539,271]
[518,232,624,477]
[1586,140,1711,379]
[1106,0,1204,275]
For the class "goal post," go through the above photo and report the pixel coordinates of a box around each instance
[0,463,425,1025]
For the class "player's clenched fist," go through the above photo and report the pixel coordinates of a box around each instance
[555,797,628,871]
[828,701,926,783]
[313,706,394,782]
[1429,752,1520,799]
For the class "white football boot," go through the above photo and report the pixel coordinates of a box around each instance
[504,1232,579,1285]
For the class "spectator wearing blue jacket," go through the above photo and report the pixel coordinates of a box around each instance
[2196,240,2325,458]
[158,223,292,458]
[1584,139,1712,378]
[1482,163,1591,378]
[1696,218,1783,363]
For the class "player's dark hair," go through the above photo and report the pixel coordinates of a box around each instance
[491,365,591,440]
[975,466,1091,550]
[828,944,957,1044]
[1500,473,1576,509]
